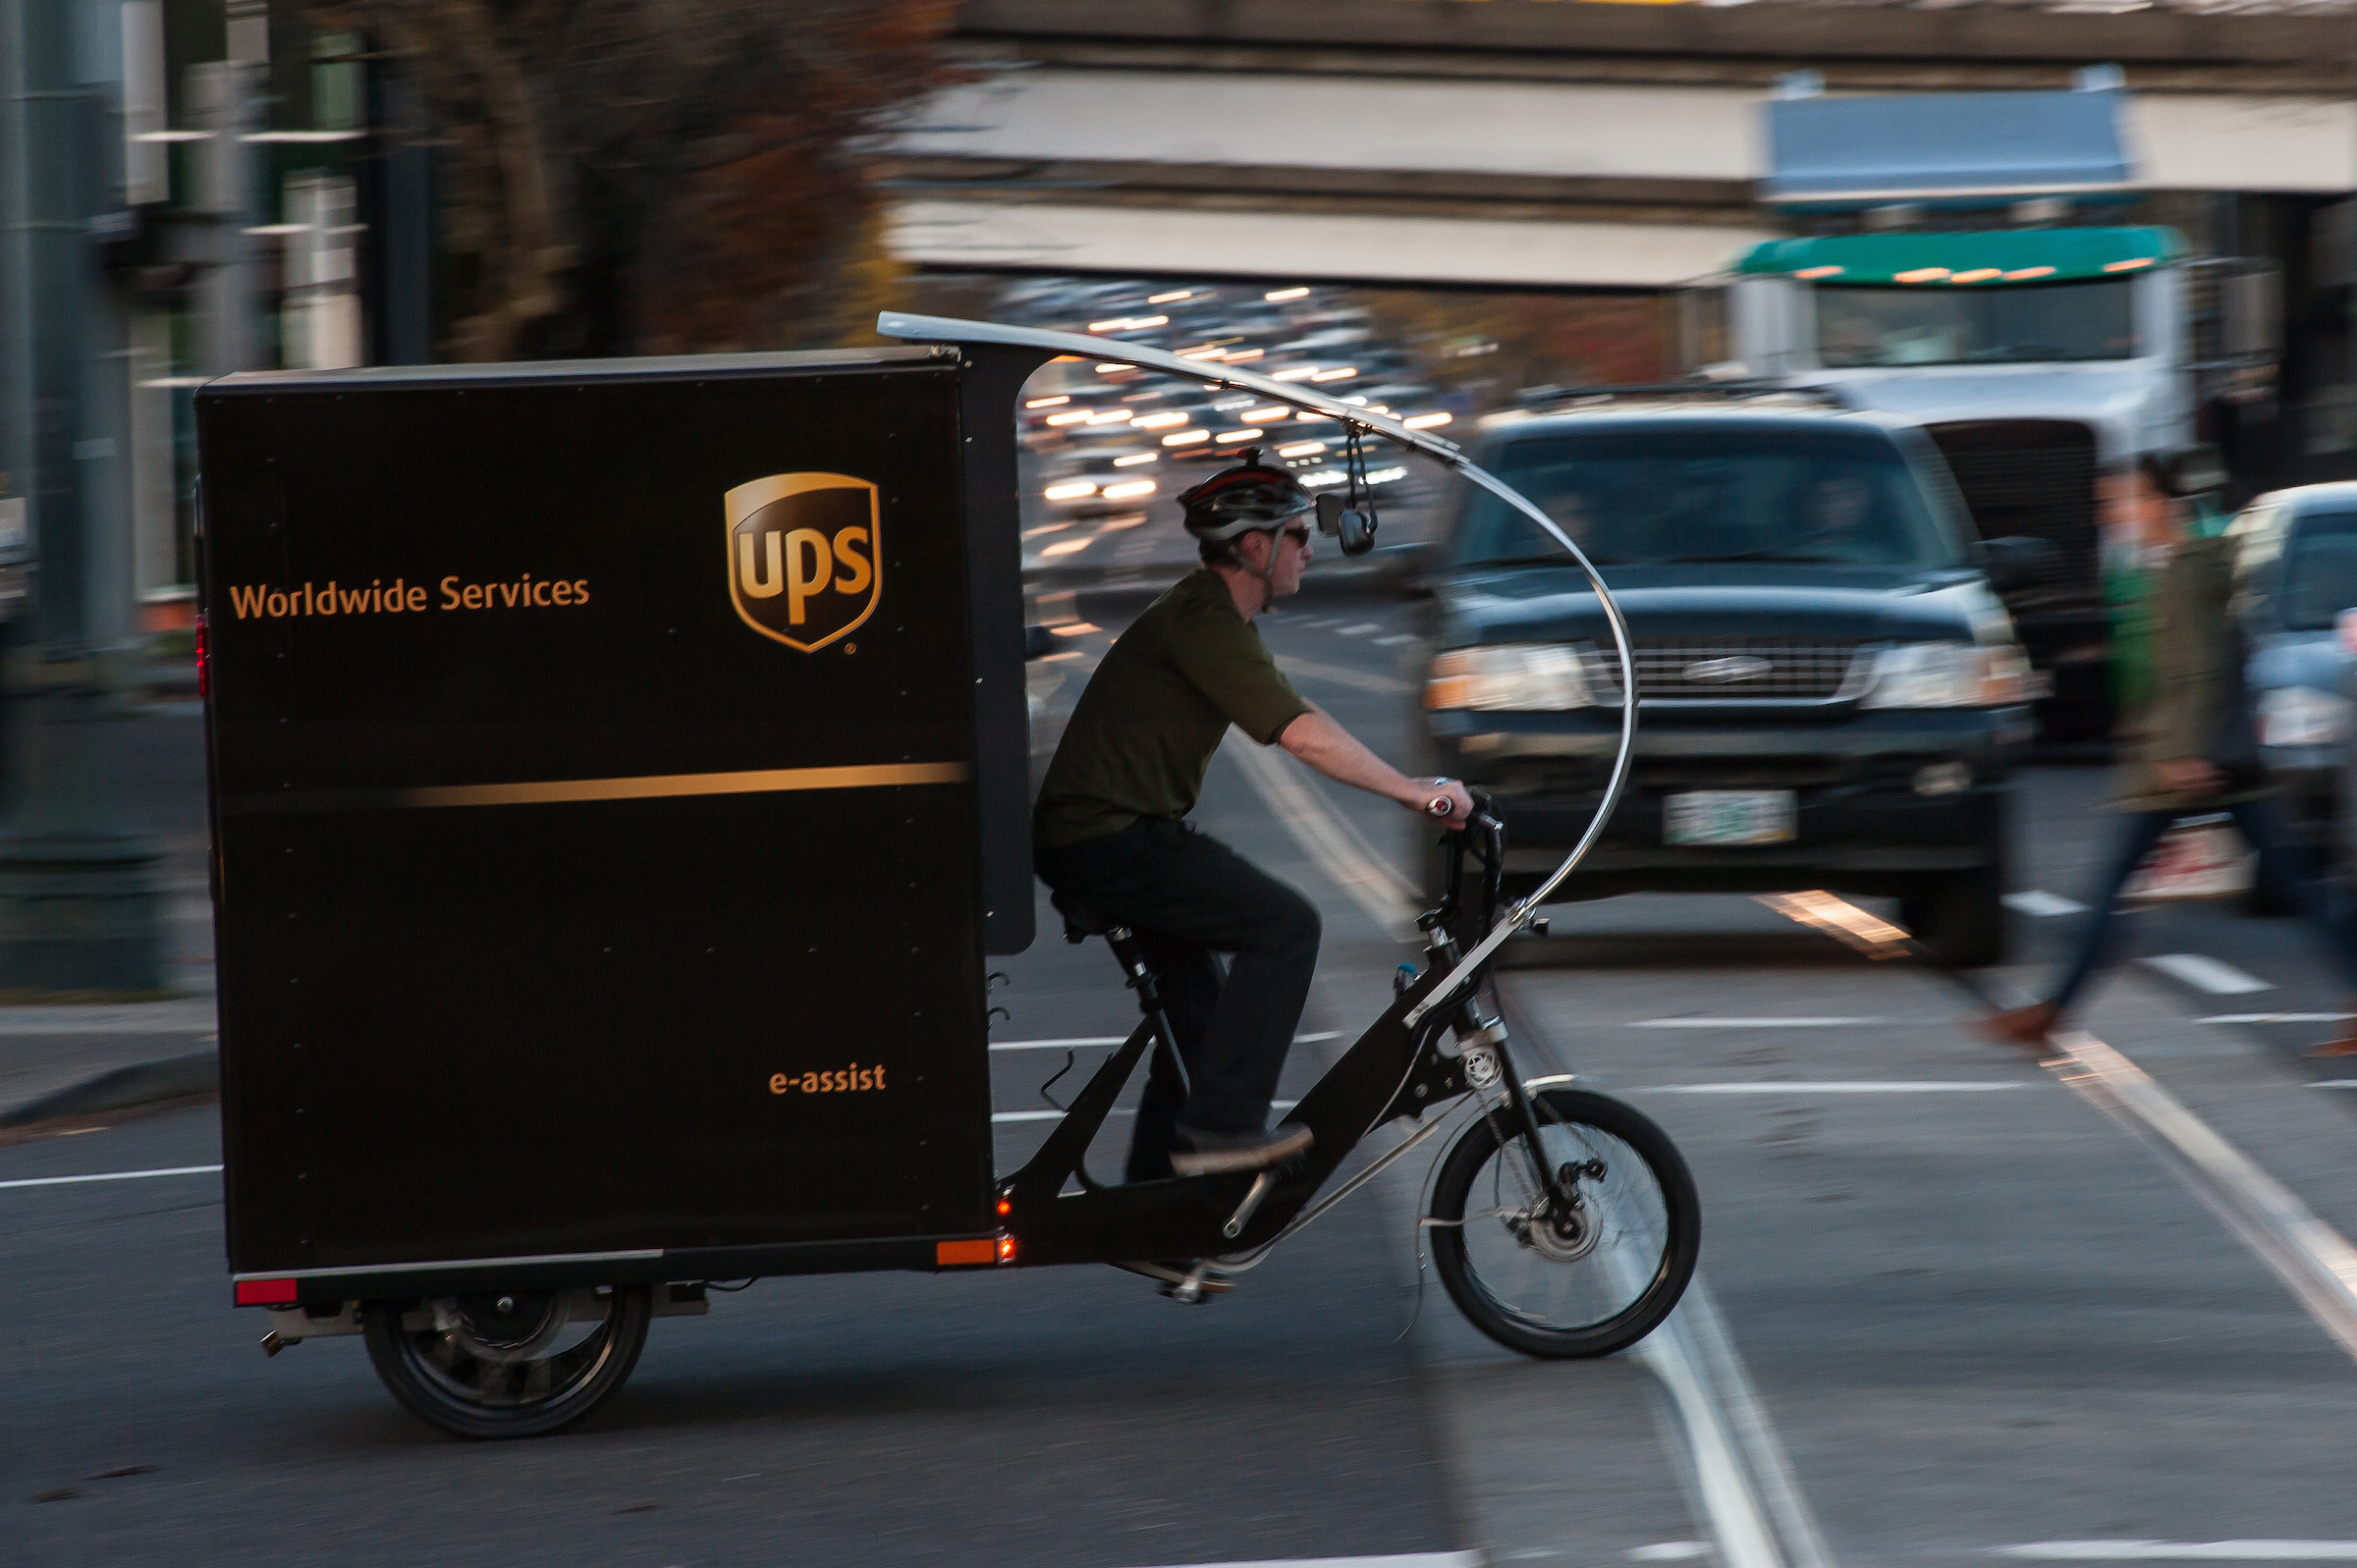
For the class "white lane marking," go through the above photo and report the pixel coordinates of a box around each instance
[0,1163,222,1191]
[2051,1031,2357,1367]
[1999,1545,2357,1561]
[1337,622,1379,635]
[1633,1275,1836,1568]
[1225,735,1419,939]
[1375,633,1418,647]
[0,1008,216,1035]
[1631,1017,1891,1029]
[2143,953,2274,995]
[994,1099,1297,1124]
[991,1036,1124,1051]
[991,1031,1342,1052]
[1117,1555,1482,1568]
[1642,1081,2027,1095]
[2205,1013,2355,1025]
[2003,890,2087,917]
[2312,1081,2357,1089]
[1280,656,1416,696]
[1631,1548,1714,1563]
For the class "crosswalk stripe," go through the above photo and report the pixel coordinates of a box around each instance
[2143,953,2273,995]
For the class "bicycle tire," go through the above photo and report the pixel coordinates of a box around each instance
[1428,1087,1699,1359]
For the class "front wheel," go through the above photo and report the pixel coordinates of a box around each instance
[1428,1087,1698,1359]
[363,1284,651,1439]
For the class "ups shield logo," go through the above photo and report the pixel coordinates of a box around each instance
[724,472,881,652]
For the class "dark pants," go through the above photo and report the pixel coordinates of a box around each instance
[1034,818,1321,1182]
[2048,795,2357,1013]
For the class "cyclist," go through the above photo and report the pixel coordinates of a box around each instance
[1032,449,1473,1180]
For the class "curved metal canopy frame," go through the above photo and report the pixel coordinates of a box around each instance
[875,310,1639,1023]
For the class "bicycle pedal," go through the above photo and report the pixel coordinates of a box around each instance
[1114,1260,1233,1300]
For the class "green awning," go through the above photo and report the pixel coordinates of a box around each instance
[1732,228,2189,286]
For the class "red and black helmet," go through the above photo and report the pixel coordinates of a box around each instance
[1178,448,1314,543]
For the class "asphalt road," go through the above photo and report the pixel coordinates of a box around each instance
[10,584,2357,1566]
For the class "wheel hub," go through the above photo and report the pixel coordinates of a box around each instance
[1520,1195,1600,1263]
[438,1291,567,1364]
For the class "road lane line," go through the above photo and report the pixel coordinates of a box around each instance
[0,1163,221,1191]
[1641,1081,2026,1095]
[1630,1273,1836,1568]
[1630,1017,1892,1029]
[994,1100,1296,1124]
[1274,656,1415,696]
[1225,735,1419,939]
[1338,622,1379,635]
[1508,977,1834,1568]
[2050,1031,2357,1367]
[1375,633,1418,646]
[1682,1277,1837,1568]
[2002,891,2088,917]
[991,1031,1342,1052]
[1117,1546,1480,1555]
[1999,1545,2357,1561]
[2143,954,2273,995]
[2204,1013,2354,1025]
[2310,1081,2357,1089]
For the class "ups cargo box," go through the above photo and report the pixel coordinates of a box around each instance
[195,348,1035,1285]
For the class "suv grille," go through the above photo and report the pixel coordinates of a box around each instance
[1585,639,1868,702]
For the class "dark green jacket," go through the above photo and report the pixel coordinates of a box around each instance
[2110,534,2268,812]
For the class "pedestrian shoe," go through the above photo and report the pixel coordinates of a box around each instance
[1980,1001,2059,1052]
[1170,1121,1314,1177]
[2305,1003,2357,1057]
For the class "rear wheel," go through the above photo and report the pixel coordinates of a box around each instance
[363,1284,650,1439]
[1429,1087,1698,1359]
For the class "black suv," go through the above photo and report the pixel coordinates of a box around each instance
[1416,401,2037,965]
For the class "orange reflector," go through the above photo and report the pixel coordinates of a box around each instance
[996,1198,1012,1217]
[997,1236,1017,1264]
[236,1278,299,1306]
[936,1239,996,1268]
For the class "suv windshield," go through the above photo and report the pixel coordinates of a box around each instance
[2283,508,2357,630]
[1455,426,1965,570]
[1815,278,2138,367]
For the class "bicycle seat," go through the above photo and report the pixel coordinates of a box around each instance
[1050,890,1117,944]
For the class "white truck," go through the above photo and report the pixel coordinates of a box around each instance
[1693,225,2277,736]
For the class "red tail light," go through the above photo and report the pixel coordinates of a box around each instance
[193,613,207,700]
[235,1278,298,1306]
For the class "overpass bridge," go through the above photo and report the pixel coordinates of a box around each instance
[890,0,2357,291]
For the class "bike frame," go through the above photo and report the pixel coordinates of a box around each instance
[1000,807,1560,1271]
[868,311,1647,1274]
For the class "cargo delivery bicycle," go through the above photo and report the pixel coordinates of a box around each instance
[192,313,1695,1437]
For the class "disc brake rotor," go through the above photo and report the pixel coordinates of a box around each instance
[433,1291,571,1364]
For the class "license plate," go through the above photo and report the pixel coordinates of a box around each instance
[1664,790,1797,846]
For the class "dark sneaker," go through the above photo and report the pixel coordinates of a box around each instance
[1171,1121,1314,1176]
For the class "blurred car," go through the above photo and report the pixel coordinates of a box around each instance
[1416,396,2042,966]
[2231,483,2357,856]
[1037,441,1165,517]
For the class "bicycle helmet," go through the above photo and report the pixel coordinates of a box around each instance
[1178,449,1314,543]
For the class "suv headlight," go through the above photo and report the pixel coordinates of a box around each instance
[2258,685,2352,748]
[1426,645,1594,711]
[1860,642,2032,709]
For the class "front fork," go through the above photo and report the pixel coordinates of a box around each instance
[1408,917,1580,1217]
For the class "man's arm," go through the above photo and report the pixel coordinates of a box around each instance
[1279,707,1475,819]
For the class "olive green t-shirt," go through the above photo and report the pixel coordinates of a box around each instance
[1033,569,1313,849]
